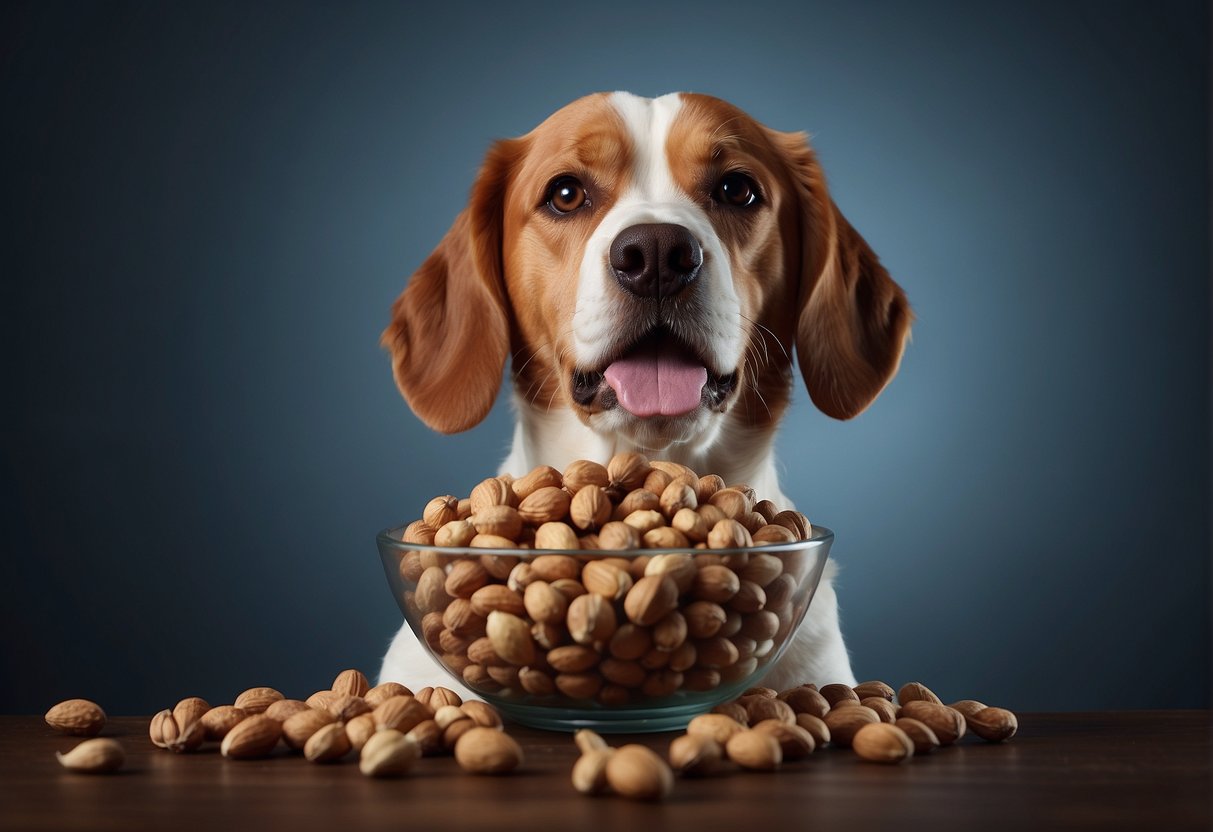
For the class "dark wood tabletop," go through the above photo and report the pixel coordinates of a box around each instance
[2,711,1208,831]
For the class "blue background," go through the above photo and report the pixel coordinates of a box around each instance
[2,0,1209,713]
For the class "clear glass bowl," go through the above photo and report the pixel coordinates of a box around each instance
[376,526,833,733]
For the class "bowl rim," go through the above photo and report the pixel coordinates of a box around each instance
[376,523,833,557]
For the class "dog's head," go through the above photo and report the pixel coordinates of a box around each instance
[383,92,911,451]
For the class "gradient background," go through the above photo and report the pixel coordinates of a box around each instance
[2,1,1209,714]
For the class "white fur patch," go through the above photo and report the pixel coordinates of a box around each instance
[571,92,745,377]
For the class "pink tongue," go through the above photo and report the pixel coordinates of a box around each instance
[604,340,708,418]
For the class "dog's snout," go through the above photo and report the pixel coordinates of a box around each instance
[609,223,703,299]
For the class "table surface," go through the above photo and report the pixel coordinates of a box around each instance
[2,711,1209,831]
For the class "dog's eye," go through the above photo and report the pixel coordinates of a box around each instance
[547,176,588,214]
[713,172,758,207]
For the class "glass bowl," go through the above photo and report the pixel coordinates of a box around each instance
[376,526,833,733]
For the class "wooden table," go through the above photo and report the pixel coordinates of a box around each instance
[2,712,1208,831]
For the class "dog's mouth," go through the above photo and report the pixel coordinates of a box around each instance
[571,327,737,417]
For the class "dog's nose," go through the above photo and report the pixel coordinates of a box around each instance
[609,223,703,299]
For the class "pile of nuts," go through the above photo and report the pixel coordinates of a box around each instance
[44,671,522,777]
[568,679,1018,801]
[397,455,817,703]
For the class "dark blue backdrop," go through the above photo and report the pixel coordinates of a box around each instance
[1,0,1208,713]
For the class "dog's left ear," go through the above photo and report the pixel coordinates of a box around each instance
[769,129,913,420]
[381,137,527,434]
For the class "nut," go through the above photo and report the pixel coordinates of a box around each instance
[795,713,831,746]
[460,700,503,729]
[572,747,615,793]
[359,729,421,777]
[327,694,372,722]
[659,481,698,518]
[263,699,310,723]
[512,465,563,500]
[472,505,524,539]
[567,593,618,644]
[967,707,1018,742]
[405,720,444,756]
[614,490,660,521]
[597,521,641,550]
[148,709,177,748]
[570,485,611,530]
[894,717,940,754]
[486,610,536,666]
[518,487,572,525]
[695,474,725,501]
[725,729,782,770]
[530,554,581,581]
[852,722,915,764]
[668,733,725,775]
[686,713,745,746]
[622,509,665,535]
[167,718,206,754]
[692,565,740,603]
[853,680,896,701]
[374,695,434,734]
[683,601,728,639]
[200,705,246,741]
[779,685,830,718]
[899,701,967,745]
[583,561,633,600]
[56,738,125,773]
[423,495,460,529]
[345,713,377,751]
[624,575,679,626]
[645,553,697,593]
[304,721,351,763]
[607,452,651,492]
[45,699,106,737]
[707,518,752,549]
[563,459,610,493]
[820,683,860,707]
[469,477,515,513]
[445,561,490,598]
[534,522,580,550]
[548,645,601,673]
[751,524,797,544]
[771,510,811,539]
[415,686,463,709]
[605,744,674,800]
[652,612,687,652]
[823,705,880,747]
[948,699,989,720]
[282,708,337,750]
[233,686,284,714]
[470,584,526,617]
[744,696,796,725]
[523,580,569,624]
[751,720,816,759]
[898,681,943,706]
[861,697,899,723]
[453,726,524,774]
[435,518,477,547]
[220,714,282,759]
[574,728,608,754]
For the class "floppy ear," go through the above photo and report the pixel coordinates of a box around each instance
[771,130,912,420]
[381,138,526,434]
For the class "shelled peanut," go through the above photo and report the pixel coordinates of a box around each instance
[397,455,816,703]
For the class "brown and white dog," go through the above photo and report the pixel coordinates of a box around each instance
[379,91,911,693]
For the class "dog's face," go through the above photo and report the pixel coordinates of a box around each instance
[384,92,910,451]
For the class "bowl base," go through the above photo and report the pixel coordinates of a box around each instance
[493,700,714,734]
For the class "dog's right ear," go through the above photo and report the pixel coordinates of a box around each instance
[381,138,528,434]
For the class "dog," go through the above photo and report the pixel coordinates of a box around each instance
[378,91,911,695]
